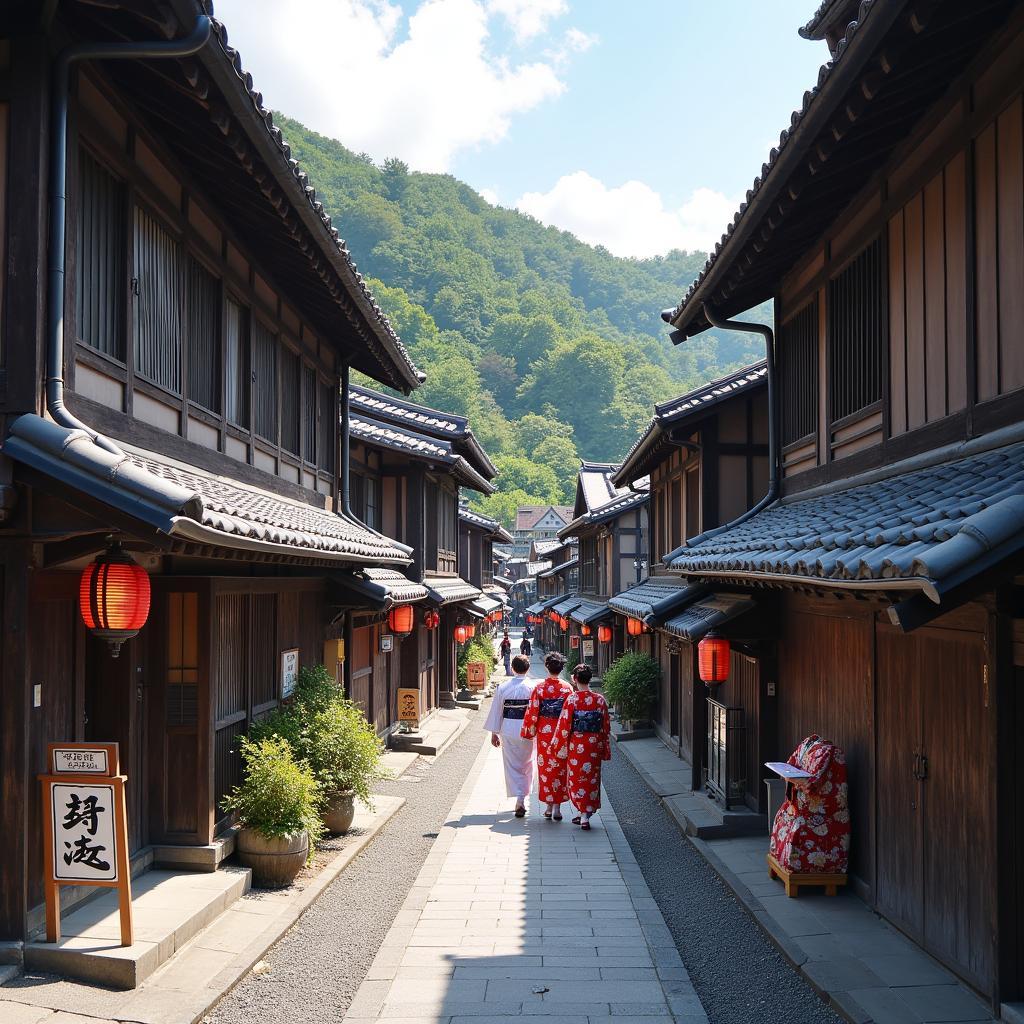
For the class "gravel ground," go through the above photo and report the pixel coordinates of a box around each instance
[209,712,489,1024]
[602,751,842,1024]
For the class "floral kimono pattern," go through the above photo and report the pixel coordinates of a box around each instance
[521,676,574,803]
[770,734,850,874]
[553,689,611,814]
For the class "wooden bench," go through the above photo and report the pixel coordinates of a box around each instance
[768,852,847,898]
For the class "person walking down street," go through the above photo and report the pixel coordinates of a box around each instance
[553,663,610,830]
[519,634,532,658]
[499,631,513,675]
[521,651,573,822]
[484,654,536,817]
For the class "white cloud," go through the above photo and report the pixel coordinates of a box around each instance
[213,0,584,173]
[515,172,739,258]
[478,187,501,205]
[487,0,568,42]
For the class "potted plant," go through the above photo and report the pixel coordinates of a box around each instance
[301,699,388,834]
[222,735,323,887]
[602,651,660,730]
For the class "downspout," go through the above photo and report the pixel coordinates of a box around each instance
[47,16,212,455]
[662,303,780,562]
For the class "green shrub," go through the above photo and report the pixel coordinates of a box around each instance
[601,651,660,722]
[565,648,580,676]
[457,633,497,686]
[301,700,387,807]
[221,735,324,856]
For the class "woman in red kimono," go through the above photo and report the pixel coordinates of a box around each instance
[553,663,610,830]
[770,734,850,874]
[521,651,574,821]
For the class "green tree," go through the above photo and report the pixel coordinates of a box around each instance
[491,456,560,502]
[472,487,544,530]
[515,411,575,453]
[416,353,480,418]
[381,157,410,202]
[532,435,579,501]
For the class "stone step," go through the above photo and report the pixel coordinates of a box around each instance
[663,789,766,839]
[23,864,250,990]
[389,708,468,757]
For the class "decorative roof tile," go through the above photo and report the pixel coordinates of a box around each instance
[423,575,482,605]
[609,576,706,623]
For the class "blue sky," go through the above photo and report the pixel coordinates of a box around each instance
[216,0,829,257]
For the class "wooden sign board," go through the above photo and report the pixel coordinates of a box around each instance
[281,648,299,698]
[397,688,419,723]
[40,743,132,945]
[466,661,487,689]
[380,634,394,653]
[570,635,580,649]
[582,639,595,659]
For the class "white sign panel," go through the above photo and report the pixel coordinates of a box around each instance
[51,783,119,882]
[281,649,299,698]
[52,747,109,775]
[582,639,595,659]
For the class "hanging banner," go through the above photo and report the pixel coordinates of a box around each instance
[40,742,132,945]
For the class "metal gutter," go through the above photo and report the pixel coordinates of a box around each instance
[671,568,939,603]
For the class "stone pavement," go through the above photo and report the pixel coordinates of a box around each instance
[617,736,997,1024]
[345,736,709,1024]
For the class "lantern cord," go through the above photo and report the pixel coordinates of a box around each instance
[662,304,779,562]
[47,17,213,457]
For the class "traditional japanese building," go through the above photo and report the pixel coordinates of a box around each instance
[660,0,1024,1007]
[346,386,498,721]
[511,504,572,557]
[556,463,649,678]
[0,1,424,954]
[609,364,768,794]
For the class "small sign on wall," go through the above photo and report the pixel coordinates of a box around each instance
[380,634,394,653]
[281,648,300,698]
[582,639,595,659]
[570,635,580,650]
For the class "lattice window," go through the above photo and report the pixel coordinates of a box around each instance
[780,297,819,445]
[280,346,301,456]
[225,298,250,427]
[187,256,220,412]
[133,206,182,392]
[253,319,278,442]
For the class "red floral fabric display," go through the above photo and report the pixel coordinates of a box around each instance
[521,676,574,803]
[552,689,611,814]
[769,734,850,874]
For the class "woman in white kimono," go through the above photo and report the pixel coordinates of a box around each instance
[483,654,536,817]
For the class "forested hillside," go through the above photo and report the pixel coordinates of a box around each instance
[276,116,769,526]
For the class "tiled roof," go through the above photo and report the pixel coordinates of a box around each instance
[532,539,563,557]
[559,489,649,540]
[799,0,859,40]
[667,437,1024,601]
[204,17,421,393]
[515,505,573,531]
[470,594,503,616]
[569,599,613,626]
[609,576,706,623]
[578,462,622,514]
[350,386,496,479]
[527,560,554,576]
[459,505,513,542]
[423,575,481,605]
[492,576,514,589]
[329,568,427,610]
[662,594,757,643]
[538,556,578,579]
[551,596,583,617]
[614,363,767,486]
[5,415,410,565]
[350,414,494,494]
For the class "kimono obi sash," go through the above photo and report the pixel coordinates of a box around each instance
[503,699,528,720]
[571,709,603,733]
[539,697,565,718]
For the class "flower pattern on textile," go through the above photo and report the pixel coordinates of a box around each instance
[552,689,610,814]
[769,734,850,875]
[521,677,574,803]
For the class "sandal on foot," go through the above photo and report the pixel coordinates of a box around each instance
[543,810,552,819]
[580,821,591,831]
[572,816,581,825]
[515,806,526,818]
[553,811,562,821]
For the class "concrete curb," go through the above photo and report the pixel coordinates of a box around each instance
[197,793,407,1022]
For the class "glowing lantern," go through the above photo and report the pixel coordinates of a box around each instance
[597,625,613,644]
[467,623,477,638]
[79,544,151,657]
[423,609,440,630]
[494,610,503,622]
[560,616,571,631]
[388,604,415,635]
[698,631,731,685]
[581,625,592,637]
[626,617,648,637]
[454,625,469,645]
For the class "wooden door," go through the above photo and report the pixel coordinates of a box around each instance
[372,639,389,733]
[875,626,925,938]
[921,632,993,994]
[669,652,681,741]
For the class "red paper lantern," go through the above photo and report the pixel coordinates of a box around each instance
[581,625,592,637]
[79,544,151,657]
[388,604,415,635]
[548,609,558,621]
[423,609,440,630]
[597,625,613,644]
[494,610,503,622]
[454,625,469,645]
[626,617,647,637]
[698,631,731,684]
[467,623,477,638]
[559,616,569,631]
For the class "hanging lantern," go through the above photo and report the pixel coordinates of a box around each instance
[581,625,592,637]
[79,543,151,658]
[454,625,469,644]
[467,623,477,638]
[559,615,570,631]
[387,604,415,635]
[626,617,647,637]
[597,625,613,644]
[698,631,731,685]
[494,610,503,622]
[423,609,440,630]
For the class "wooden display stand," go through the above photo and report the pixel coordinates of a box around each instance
[767,852,847,898]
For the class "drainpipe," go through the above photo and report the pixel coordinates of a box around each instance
[47,17,212,455]
[662,303,780,561]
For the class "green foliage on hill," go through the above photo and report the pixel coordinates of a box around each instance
[275,115,770,527]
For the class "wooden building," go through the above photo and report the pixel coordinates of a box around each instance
[0,2,425,947]
[556,463,649,679]
[527,540,577,653]
[511,504,572,558]
[347,386,498,720]
[458,504,513,600]
[609,365,768,798]
[660,0,1024,1007]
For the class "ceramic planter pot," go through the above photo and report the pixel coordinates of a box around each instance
[236,828,308,887]
[322,790,356,834]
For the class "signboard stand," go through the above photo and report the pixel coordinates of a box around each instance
[397,687,421,734]
[40,743,133,946]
